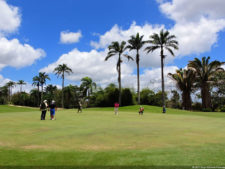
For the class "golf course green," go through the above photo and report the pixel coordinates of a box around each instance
[0,105,225,168]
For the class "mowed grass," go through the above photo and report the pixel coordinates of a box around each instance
[0,105,225,168]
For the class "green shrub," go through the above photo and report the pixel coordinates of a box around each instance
[11,92,30,106]
[202,108,212,112]
[121,88,133,106]
[220,107,225,112]
[192,102,202,111]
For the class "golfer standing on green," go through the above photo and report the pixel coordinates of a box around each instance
[40,100,48,120]
[77,101,82,113]
[114,102,119,115]
[49,100,57,120]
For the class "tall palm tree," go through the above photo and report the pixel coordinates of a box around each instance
[6,81,16,102]
[45,85,57,96]
[105,41,133,105]
[45,85,57,103]
[32,76,41,106]
[39,72,50,103]
[188,56,224,109]
[126,33,146,105]
[0,85,9,104]
[63,85,79,108]
[80,77,97,97]
[17,80,26,92]
[145,29,178,113]
[168,68,196,110]
[54,64,73,108]
[30,89,40,106]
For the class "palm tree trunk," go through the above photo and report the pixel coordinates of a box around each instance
[160,48,166,113]
[62,72,64,108]
[10,87,11,103]
[41,85,43,103]
[137,51,140,105]
[118,54,122,106]
[201,83,211,109]
[10,86,13,103]
[8,86,10,103]
[182,92,185,109]
[11,87,12,102]
[182,91,192,110]
[186,91,192,110]
[37,85,40,107]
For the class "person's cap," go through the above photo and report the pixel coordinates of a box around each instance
[52,100,55,103]
[43,100,47,103]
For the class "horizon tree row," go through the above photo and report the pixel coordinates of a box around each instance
[2,82,170,109]
[1,74,224,112]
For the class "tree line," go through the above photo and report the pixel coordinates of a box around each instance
[0,79,168,109]
[0,70,224,112]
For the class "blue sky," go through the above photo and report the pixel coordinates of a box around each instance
[0,0,224,92]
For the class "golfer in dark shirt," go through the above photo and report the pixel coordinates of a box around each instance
[40,100,48,120]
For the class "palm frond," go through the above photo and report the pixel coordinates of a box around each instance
[165,47,175,56]
[123,54,134,61]
[144,46,160,53]
[105,54,114,61]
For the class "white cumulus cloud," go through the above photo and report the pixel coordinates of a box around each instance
[0,0,46,71]
[158,0,225,56]
[0,76,35,93]
[0,37,45,70]
[40,48,120,86]
[90,22,173,68]
[60,30,82,44]
[0,74,10,86]
[121,66,178,91]
[159,0,225,23]
[0,0,21,35]
[171,18,225,56]
[90,22,164,50]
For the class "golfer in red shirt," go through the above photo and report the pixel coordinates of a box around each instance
[114,102,119,115]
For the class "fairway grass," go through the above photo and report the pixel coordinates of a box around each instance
[0,105,225,168]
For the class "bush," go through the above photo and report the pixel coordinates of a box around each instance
[220,107,225,112]
[140,88,155,105]
[153,91,168,107]
[121,88,133,106]
[202,108,212,112]
[0,97,7,105]
[95,92,105,107]
[105,88,119,107]
[168,90,181,109]
[11,92,30,106]
[192,102,202,111]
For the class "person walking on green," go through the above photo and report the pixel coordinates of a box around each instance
[77,101,82,113]
[139,106,144,115]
